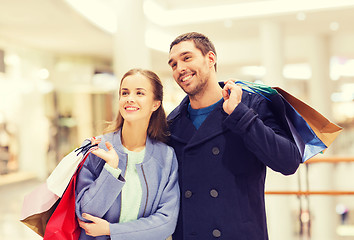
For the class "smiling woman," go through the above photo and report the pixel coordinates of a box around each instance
[75,68,179,240]
[106,68,169,143]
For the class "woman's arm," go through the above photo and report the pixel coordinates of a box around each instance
[75,141,125,222]
[78,149,180,240]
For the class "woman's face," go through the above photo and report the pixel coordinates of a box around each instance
[119,73,160,125]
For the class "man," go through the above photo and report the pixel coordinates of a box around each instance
[167,32,301,239]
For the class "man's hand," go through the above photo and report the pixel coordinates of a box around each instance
[222,79,243,115]
[79,213,110,237]
[91,141,119,169]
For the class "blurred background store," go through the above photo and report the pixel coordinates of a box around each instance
[0,0,353,239]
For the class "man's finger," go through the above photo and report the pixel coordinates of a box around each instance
[222,88,229,100]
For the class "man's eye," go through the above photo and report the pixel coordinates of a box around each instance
[184,56,191,61]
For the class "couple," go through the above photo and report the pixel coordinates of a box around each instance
[75,32,301,240]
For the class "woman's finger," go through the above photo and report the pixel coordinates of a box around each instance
[105,141,114,151]
[91,149,111,162]
[82,213,97,222]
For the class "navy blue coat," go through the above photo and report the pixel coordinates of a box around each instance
[167,84,301,240]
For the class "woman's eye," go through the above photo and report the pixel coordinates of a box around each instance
[121,91,128,96]
[137,91,145,95]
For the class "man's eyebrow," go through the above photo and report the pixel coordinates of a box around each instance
[168,51,191,65]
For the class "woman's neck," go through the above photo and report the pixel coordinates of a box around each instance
[121,123,147,152]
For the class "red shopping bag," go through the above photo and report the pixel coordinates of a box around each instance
[43,153,89,240]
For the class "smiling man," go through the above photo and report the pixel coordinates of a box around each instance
[167,32,301,240]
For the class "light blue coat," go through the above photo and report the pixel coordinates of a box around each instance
[75,131,180,240]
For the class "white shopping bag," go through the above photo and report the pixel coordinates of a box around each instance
[46,140,93,197]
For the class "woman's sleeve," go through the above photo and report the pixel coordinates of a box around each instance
[223,96,301,175]
[109,148,180,240]
[75,154,125,222]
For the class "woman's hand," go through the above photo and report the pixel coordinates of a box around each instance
[91,140,119,169]
[79,213,110,237]
[222,79,243,115]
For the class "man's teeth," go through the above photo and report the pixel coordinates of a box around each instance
[181,75,193,82]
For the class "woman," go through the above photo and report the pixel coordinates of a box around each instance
[75,69,179,240]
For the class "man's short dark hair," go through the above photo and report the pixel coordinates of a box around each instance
[170,32,217,71]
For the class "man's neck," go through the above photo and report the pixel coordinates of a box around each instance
[189,79,222,109]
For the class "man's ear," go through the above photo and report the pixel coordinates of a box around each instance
[207,51,216,69]
[152,100,161,112]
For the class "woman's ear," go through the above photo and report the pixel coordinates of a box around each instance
[152,100,161,112]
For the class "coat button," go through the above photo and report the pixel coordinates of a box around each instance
[212,229,221,238]
[210,189,218,198]
[212,147,220,155]
[185,190,192,198]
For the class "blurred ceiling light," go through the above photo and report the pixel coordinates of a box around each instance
[224,19,233,28]
[296,12,307,21]
[329,21,340,31]
[64,0,117,34]
[283,63,312,79]
[144,0,354,26]
[330,57,354,80]
[241,66,266,77]
[38,68,50,80]
[145,28,174,52]
[4,54,20,66]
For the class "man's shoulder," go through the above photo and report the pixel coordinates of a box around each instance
[241,91,268,107]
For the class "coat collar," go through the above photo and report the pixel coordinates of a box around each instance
[109,130,154,164]
[168,91,229,149]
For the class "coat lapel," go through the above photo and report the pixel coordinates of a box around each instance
[186,101,228,149]
[169,96,229,149]
[168,97,197,144]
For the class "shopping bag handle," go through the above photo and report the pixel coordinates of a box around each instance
[234,80,273,101]
[75,142,98,156]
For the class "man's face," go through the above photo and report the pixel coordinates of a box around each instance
[168,40,212,97]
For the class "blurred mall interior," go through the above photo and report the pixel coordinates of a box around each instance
[0,0,354,239]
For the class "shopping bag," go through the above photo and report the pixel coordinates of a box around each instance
[20,183,60,237]
[235,80,342,162]
[43,153,90,240]
[46,140,91,197]
[274,87,342,149]
[20,139,96,237]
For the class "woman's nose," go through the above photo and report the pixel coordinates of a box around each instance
[126,96,135,103]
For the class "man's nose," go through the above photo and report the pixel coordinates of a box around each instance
[176,61,186,73]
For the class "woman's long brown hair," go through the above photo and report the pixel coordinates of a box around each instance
[104,68,168,143]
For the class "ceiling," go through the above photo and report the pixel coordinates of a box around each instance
[0,0,113,59]
[1,0,354,63]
